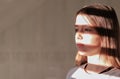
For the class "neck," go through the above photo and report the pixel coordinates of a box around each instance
[85,54,112,74]
[87,54,108,67]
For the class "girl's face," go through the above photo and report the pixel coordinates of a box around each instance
[75,15,101,56]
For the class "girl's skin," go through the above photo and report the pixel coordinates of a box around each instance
[75,14,112,73]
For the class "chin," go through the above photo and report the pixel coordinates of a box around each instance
[78,51,95,56]
[78,51,88,56]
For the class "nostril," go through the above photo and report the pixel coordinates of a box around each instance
[77,34,83,39]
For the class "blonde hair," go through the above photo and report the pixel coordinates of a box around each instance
[75,4,120,68]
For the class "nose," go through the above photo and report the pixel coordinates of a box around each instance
[76,33,83,40]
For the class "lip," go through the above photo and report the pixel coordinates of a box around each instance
[76,43,84,47]
[76,43,86,51]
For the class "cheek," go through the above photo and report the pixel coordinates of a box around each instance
[88,35,101,46]
[76,34,101,46]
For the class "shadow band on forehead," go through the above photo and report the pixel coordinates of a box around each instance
[78,7,114,19]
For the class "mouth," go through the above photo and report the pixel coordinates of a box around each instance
[76,43,86,51]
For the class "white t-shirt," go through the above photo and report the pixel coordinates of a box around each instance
[66,64,120,79]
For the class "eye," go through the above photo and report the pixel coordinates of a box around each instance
[84,28,93,32]
[74,25,79,32]
[74,25,97,34]
[83,27,97,33]
[75,28,78,32]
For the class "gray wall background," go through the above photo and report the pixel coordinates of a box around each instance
[0,0,120,79]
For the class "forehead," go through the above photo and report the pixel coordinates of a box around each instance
[75,15,92,26]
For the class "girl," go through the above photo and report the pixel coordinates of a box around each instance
[66,3,120,79]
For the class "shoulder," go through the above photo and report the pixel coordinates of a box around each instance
[66,66,78,79]
[105,68,120,76]
[103,68,120,79]
[66,64,85,79]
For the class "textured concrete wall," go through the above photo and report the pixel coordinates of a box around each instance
[0,0,119,79]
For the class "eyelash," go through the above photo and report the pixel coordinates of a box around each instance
[75,27,96,33]
[84,28,93,32]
